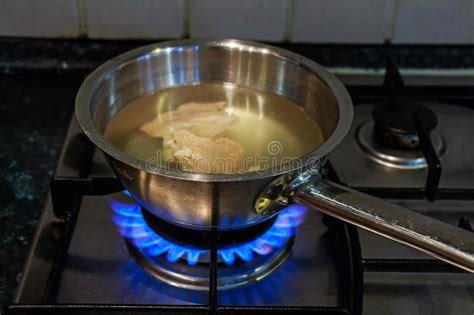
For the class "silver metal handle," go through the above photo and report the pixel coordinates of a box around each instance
[294,179,474,272]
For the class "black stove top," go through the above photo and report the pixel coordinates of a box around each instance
[5,61,474,315]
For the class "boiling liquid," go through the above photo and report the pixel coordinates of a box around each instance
[104,83,324,173]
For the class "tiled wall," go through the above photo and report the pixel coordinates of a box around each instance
[0,0,473,43]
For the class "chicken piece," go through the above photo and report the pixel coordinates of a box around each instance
[140,101,237,139]
[165,129,244,174]
[139,101,242,173]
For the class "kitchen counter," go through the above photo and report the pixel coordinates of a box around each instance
[1,38,474,313]
[0,73,82,312]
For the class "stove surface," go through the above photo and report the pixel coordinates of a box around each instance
[57,191,339,306]
[9,72,474,315]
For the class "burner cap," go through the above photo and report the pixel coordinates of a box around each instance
[372,103,438,149]
[356,120,445,169]
[142,208,278,250]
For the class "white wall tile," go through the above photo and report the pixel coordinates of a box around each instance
[291,0,393,43]
[0,0,79,38]
[392,0,474,44]
[84,0,184,39]
[190,0,287,42]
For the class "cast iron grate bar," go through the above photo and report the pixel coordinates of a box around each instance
[458,217,473,231]
[215,306,352,314]
[324,160,474,200]
[323,160,364,315]
[51,177,124,220]
[209,184,220,314]
[43,177,124,303]
[348,87,474,106]
[413,113,442,201]
[42,194,81,303]
[322,216,363,315]
[363,259,469,273]
[325,159,474,201]
[381,58,444,201]
[349,187,474,200]
[361,217,472,273]
[7,304,209,315]
[318,160,473,200]
[7,304,351,315]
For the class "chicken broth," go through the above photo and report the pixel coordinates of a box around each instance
[104,83,324,174]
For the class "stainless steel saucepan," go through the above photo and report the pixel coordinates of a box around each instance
[75,39,474,272]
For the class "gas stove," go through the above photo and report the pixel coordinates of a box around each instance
[7,62,474,315]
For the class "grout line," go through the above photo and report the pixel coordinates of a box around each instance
[76,0,87,38]
[284,0,294,42]
[383,0,399,44]
[183,0,190,38]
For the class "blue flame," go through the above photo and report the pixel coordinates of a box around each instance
[111,194,307,266]
[122,190,133,197]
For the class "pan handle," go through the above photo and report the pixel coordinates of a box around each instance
[293,179,474,272]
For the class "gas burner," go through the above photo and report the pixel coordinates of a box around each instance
[356,120,445,169]
[111,193,307,290]
[140,208,280,254]
[372,102,438,150]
